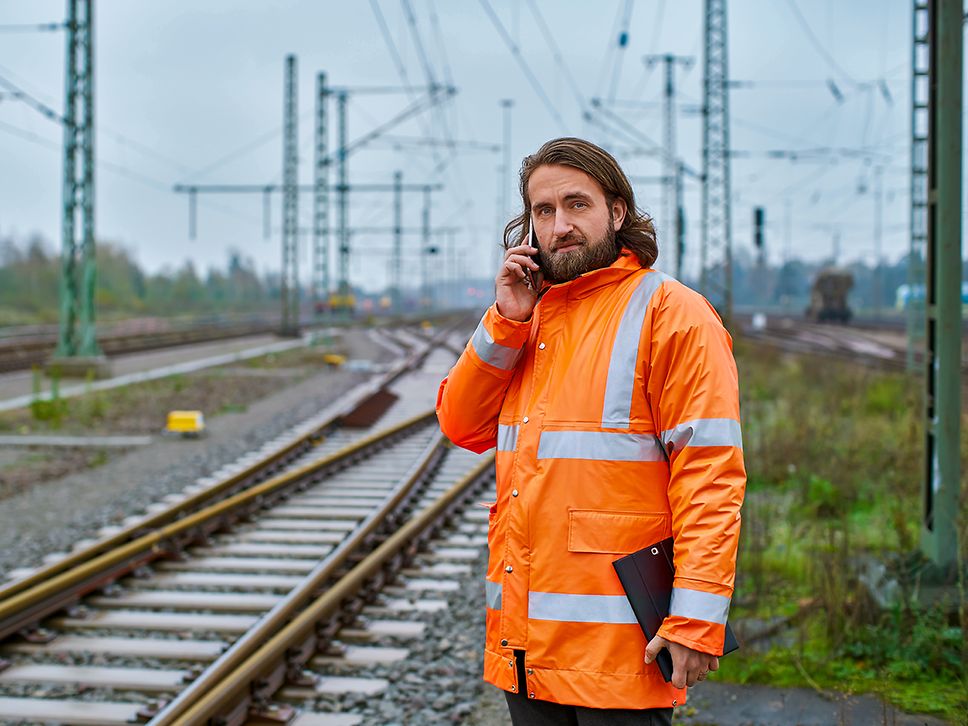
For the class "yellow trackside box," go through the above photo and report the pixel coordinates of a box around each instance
[322,353,347,368]
[165,410,205,436]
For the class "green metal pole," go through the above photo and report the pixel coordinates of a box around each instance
[77,0,98,357]
[921,0,962,572]
[57,0,80,358]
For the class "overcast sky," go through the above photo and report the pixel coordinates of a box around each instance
[0,1,950,293]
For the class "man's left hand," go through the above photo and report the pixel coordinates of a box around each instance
[644,635,719,689]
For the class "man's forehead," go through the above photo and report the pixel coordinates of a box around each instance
[528,164,605,201]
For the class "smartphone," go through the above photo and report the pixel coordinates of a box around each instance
[526,215,540,290]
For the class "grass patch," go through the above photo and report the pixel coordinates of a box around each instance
[730,339,967,721]
[0,346,338,437]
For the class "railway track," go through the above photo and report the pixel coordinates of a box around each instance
[0,313,468,375]
[0,321,279,374]
[0,321,493,725]
[740,318,968,378]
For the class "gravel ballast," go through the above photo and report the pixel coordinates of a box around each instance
[0,329,394,581]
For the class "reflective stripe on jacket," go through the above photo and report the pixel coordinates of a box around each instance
[435,252,746,709]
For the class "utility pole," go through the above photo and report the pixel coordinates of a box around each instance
[497,99,513,271]
[54,0,104,373]
[280,55,299,336]
[393,170,403,312]
[312,72,329,315]
[700,0,733,323]
[644,54,692,277]
[908,0,929,370]
[675,162,685,280]
[421,186,433,310]
[921,0,962,574]
[872,164,883,316]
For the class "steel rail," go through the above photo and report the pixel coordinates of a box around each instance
[0,365,401,604]
[0,410,437,641]
[0,320,452,606]
[157,452,495,726]
[148,429,449,724]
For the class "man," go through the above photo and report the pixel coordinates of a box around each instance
[436,137,746,725]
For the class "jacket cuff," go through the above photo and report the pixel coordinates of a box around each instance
[467,305,531,371]
[656,615,726,656]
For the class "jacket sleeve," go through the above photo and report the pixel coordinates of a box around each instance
[646,283,746,656]
[436,304,532,453]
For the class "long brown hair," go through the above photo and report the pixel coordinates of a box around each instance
[502,137,658,268]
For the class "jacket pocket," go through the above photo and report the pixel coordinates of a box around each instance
[567,509,671,555]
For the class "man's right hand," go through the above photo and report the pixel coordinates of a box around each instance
[496,243,542,322]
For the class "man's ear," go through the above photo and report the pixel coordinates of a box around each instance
[611,197,628,232]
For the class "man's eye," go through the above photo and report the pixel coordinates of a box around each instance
[574,201,587,209]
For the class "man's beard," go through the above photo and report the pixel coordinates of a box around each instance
[536,216,620,283]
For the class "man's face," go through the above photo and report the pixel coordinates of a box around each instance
[527,164,628,283]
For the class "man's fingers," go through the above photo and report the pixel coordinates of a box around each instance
[709,657,720,672]
[504,253,539,270]
[643,635,666,665]
[670,665,686,689]
[504,244,537,259]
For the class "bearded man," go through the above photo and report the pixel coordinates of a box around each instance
[436,137,746,726]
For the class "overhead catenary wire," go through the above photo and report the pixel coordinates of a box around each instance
[0,22,65,33]
[0,72,63,123]
[477,0,567,130]
[524,0,588,110]
[784,0,858,86]
[606,0,635,105]
[0,115,260,226]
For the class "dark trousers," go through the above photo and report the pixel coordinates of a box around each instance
[504,651,673,726]
[504,691,673,726]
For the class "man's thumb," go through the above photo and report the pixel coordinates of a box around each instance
[644,636,664,664]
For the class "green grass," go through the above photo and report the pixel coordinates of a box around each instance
[729,339,967,722]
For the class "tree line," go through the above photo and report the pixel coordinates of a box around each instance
[0,236,276,325]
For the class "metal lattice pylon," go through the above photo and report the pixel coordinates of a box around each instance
[700,0,733,321]
[336,91,350,303]
[281,55,299,335]
[908,0,929,369]
[313,72,330,311]
[57,0,100,358]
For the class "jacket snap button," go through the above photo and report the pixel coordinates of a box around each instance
[508,660,513,668]
[672,699,677,707]
[510,685,516,692]
[538,342,546,349]
[529,692,536,698]
[527,668,534,675]
[523,416,529,423]
[511,489,518,497]
[505,565,513,573]
[501,639,508,647]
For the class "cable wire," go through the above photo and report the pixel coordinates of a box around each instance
[0,22,64,33]
[525,0,588,110]
[784,0,858,86]
[477,0,567,129]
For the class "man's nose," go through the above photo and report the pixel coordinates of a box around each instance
[553,212,573,239]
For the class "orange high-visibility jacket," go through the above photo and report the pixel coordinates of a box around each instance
[436,252,746,710]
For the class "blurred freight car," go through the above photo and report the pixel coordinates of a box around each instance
[806,267,853,323]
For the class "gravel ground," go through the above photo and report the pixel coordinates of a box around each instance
[0,329,394,580]
[290,497,497,726]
